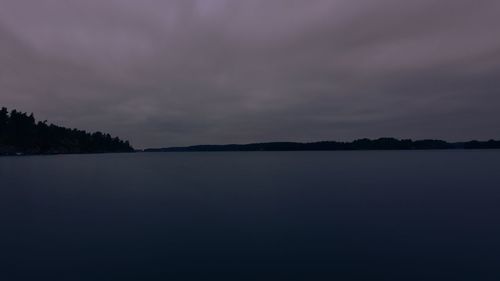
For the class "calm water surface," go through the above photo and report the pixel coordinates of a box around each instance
[1,151,500,280]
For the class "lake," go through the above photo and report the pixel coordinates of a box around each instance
[1,151,500,280]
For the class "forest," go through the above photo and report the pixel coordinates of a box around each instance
[146,138,500,152]
[0,107,133,155]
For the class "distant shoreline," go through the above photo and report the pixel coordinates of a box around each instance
[143,138,500,152]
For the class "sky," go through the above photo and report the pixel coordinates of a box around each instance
[1,0,499,148]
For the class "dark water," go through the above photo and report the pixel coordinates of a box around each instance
[1,151,500,280]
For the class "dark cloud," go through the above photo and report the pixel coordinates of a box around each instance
[1,0,499,147]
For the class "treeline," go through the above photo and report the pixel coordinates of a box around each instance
[145,138,500,152]
[0,107,134,155]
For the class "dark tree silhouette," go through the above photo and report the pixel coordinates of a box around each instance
[0,107,134,155]
[145,138,500,152]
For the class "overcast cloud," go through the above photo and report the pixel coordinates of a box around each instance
[1,0,499,147]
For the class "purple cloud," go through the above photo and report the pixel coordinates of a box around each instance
[1,0,499,147]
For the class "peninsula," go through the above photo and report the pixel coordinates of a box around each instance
[0,107,133,155]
